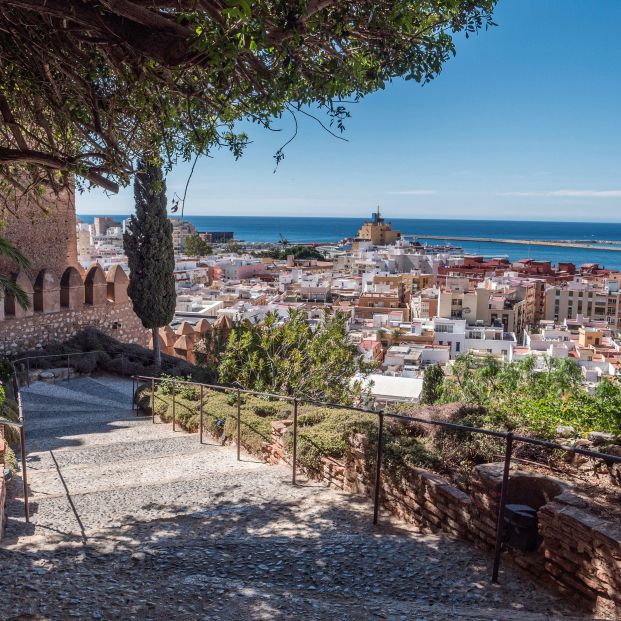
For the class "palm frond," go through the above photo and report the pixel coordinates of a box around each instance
[0,237,30,269]
[0,274,31,310]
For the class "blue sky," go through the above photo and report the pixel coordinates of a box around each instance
[78,0,621,222]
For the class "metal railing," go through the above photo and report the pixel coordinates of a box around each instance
[0,374,30,522]
[131,374,621,585]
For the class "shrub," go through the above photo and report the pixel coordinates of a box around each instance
[71,352,98,375]
[287,407,376,471]
[227,391,246,406]
[4,445,17,472]
[0,358,12,382]
[253,404,278,417]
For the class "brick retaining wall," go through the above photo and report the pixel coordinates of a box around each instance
[262,418,621,618]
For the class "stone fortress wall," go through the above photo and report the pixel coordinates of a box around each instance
[0,186,149,355]
[0,262,149,355]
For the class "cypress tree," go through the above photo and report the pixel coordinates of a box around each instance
[421,363,445,405]
[123,160,175,366]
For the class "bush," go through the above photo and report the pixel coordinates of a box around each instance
[4,445,17,472]
[0,358,12,383]
[16,328,200,381]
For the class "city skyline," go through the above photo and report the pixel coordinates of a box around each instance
[77,0,621,222]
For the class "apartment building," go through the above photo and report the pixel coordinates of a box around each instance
[432,317,516,359]
[544,280,621,328]
[171,219,197,253]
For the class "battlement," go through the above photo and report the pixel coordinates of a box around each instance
[0,263,149,355]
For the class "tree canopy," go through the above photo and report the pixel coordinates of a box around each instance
[439,353,621,437]
[184,234,213,257]
[218,309,376,403]
[262,244,325,261]
[0,1,495,213]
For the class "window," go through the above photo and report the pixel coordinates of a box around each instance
[455,342,461,353]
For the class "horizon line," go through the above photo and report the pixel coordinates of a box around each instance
[76,213,621,226]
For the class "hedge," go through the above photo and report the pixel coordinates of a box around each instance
[135,385,441,481]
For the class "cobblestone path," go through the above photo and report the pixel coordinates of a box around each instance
[1,376,595,620]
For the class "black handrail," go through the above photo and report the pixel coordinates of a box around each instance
[132,373,621,586]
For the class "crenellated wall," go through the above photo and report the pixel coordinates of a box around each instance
[0,263,150,355]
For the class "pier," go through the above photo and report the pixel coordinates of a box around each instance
[403,235,621,252]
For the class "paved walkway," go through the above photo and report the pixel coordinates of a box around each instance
[1,376,594,620]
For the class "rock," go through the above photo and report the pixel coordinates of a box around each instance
[573,438,593,449]
[556,425,576,438]
[39,371,55,380]
[131,552,146,562]
[588,431,616,446]
[603,445,621,457]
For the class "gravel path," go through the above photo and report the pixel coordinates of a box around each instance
[1,376,596,620]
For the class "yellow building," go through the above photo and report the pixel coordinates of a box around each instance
[356,207,401,246]
[578,327,603,347]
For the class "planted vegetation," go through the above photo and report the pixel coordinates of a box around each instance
[136,378,441,482]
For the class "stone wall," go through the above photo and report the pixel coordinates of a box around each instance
[262,419,621,618]
[0,425,6,538]
[0,187,78,276]
[0,264,150,356]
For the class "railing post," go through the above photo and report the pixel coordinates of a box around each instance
[236,388,241,461]
[66,354,70,382]
[172,379,177,431]
[151,377,155,424]
[19,426,29,523]
[373,411,384,526]
[492,432,514,583]
[26,358,30,388]
[292,398,298,485]
[132,376,136,412]
[199,384,204,444]
[121,354,126,378]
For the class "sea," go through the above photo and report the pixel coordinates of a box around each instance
[77,215,621,272]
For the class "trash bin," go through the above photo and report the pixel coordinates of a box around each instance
[504,504,539,552]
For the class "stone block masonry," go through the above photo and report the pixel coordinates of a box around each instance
[0,426,6,538]
[0,300,149,356]
[0,261,149,355]
[261,418,621,619]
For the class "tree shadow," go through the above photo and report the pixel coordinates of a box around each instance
[0,491,581,621]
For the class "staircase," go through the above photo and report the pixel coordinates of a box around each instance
[0,375,600,620]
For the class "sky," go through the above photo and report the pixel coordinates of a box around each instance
[77,0,621,222]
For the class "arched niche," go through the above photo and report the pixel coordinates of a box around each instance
[106,264,129,304]
[33,269,61,314]
[60,266,85,309]
[4,270,34,319]
[85,264,107,306]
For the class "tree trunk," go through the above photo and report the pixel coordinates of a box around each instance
[152,326,161,367]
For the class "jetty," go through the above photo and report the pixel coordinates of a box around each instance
[402,235,621,252]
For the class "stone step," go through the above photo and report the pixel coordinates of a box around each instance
[89,374,139,399]
[21,380,129,411]
[19,392,116,415]
[54,376,134,408]
[24,416,167,453]
[28,434,209,471]
[26,442,240,499]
